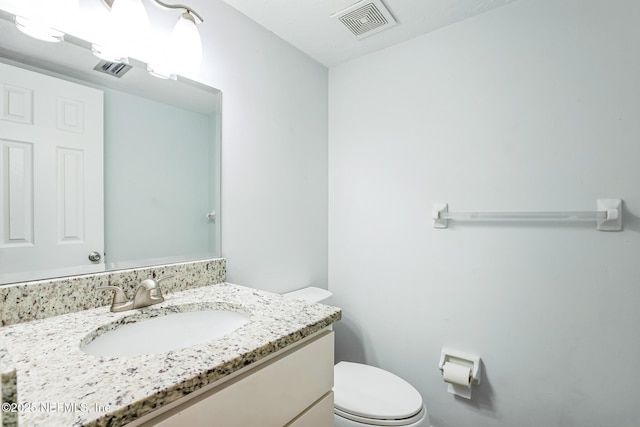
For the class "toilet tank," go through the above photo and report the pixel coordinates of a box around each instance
[282,287,332,304]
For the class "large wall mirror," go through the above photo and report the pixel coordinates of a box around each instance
[0,9,221,285]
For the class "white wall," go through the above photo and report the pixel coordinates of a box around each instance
[328,1,640,427]
[189,0,329,293]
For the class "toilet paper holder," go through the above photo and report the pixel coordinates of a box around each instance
[438,348,482,385]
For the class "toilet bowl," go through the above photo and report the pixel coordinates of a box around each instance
[283,287,431,427]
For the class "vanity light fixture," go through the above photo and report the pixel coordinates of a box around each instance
[12,0,204,78]
[100,0,204,78]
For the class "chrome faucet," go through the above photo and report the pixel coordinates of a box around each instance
[98,275,173,312]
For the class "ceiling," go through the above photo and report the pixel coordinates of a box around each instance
[220,0,518,67]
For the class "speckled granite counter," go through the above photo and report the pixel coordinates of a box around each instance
[0,283,341,427]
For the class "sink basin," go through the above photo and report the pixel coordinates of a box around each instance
[81,309,250,357]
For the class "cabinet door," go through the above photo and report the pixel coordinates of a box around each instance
[152,331,334,427]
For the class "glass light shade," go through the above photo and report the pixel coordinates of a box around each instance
[109,0,151,61]
[168,12,203,75]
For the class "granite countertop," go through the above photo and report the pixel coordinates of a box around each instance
[0,283,341,427]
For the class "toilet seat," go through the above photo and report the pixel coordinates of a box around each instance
[334,362,425,426]
[335,405,427,426]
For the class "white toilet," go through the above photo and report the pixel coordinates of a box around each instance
[283,287,431,427]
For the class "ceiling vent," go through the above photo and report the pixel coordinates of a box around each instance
[93,60,132,78]
[333,0,397,39]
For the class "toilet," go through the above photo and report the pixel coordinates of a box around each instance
[283,287,431,427]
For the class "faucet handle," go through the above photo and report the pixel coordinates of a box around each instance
[97,286,133,312]
[97,286,128,303]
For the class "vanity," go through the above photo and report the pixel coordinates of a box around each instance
[0,259,341,427]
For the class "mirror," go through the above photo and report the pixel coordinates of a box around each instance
[0,9,221,285]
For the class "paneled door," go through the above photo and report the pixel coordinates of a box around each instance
[0,61,104,281]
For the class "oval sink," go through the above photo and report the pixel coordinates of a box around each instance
[81,309,250,357]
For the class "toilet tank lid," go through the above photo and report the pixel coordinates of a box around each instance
[282,286,332,303]
[334,362,423,421]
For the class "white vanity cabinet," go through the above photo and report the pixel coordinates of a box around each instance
[136,330,334,427]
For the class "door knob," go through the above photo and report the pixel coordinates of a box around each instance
[88,251,102,262]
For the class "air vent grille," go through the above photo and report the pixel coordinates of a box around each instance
[334,0,397,38]
[93,60,132,78]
